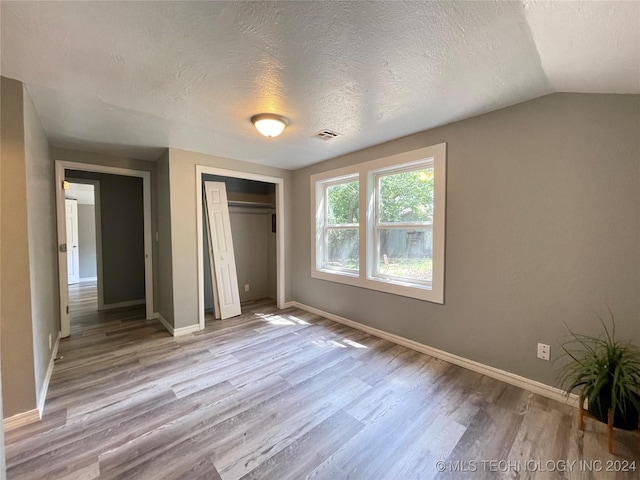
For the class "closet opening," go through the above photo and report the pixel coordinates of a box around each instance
[195,166,285,329]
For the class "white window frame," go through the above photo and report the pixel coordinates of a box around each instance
[311,143,446,304]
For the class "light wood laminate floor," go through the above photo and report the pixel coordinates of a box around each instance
[5,283,639,479]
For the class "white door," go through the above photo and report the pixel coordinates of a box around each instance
[66,199,80,284]
[204,182,241,319]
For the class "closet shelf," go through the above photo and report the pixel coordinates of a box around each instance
[227,200,275,209]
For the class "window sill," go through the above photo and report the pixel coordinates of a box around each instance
[369,274,432,290]
[317,268,359,278]
[311,268,443,304]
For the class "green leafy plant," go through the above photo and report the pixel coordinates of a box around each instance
[557,313,640,430]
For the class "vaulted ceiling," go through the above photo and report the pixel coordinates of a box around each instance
[1,1,638,169]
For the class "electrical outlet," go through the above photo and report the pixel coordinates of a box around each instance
[537,343,550,361]
[245,284,250,292]
[49,333,52,349]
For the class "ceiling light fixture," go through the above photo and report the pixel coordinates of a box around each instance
[251,113,289,138]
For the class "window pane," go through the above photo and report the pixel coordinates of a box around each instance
[378,168,433,223]
[327,181,359,225]
[375,227,432,282]
[325,228,359,271]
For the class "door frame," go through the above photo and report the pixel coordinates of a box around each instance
[195,165,285,330]
[65,178,103,307]
[55,160,154,337]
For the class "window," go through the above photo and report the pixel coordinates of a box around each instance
[322,178,359,274]
[311,143,446,303]
[373,166,434,285]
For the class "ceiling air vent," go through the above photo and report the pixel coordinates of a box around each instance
[314,129,341,140]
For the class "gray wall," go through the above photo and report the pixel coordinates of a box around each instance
[204,210,275,308]
[77,204,97,279]
[156,150,174,325]
[232,211,275,302]
[267,217,277,300]
[291,93,640,389]
[67,170,145,305]
[23,83,60,409]
[203,203,214,311]
[0,77,38,418]
[1,77,60,419]
[167,148,292,329]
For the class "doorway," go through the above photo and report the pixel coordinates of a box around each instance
[203,175,277,320]
[55,161,154,338]
[65,179,100,285]
[64,179,102,328]
[196,166,285,329]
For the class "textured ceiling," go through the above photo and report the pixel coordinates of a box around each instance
[1,1,638,169]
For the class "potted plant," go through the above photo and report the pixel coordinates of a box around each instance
[557,314,640,430]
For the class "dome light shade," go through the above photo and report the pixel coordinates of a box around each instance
[251,113,288,137]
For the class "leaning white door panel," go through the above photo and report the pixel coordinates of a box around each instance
[204,181,241,319]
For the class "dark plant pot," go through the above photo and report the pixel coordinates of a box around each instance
[588,391,640,431]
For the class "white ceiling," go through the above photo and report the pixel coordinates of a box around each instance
[1,1,638,170]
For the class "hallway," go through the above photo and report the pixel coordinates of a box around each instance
[68,281,146,337]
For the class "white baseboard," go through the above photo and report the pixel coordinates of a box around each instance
[151,312,201,337]
[3,409,40,432]
[4,332,61,430]
[174,324,201,336]
[152,312,172,335]
[101,298,145,310]
[79,276,97,282]
[286,301,579,407]
[38,331,61,416]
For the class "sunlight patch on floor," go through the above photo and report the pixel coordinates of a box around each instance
[286,315,309,325]
[311,339,348,348]
[253,312,368,350]
[310,337,369,350]
[343,339,367,349]
[255,312,296,326]
[254,312,311,326]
